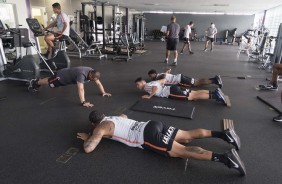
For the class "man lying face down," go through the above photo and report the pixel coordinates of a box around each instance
[77,110,246,176]
[135,76,227,105]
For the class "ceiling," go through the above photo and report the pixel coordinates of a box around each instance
[102,0,282,14]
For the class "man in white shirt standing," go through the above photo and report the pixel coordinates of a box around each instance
[204,22,217,52]
[180,21,194,55]
[43,2,70,58]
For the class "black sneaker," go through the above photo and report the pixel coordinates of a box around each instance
[189,51,194,55]
[204,48,207,52]
[257,84,278,91]
[224,128,241,150]
[224,149,246,176]
[180,51,184,55]
[273,114,282,122]
[215,75,223,88]
[28,79,40,93]
[214,88,227,105]
[265,84,278,91]
[172,62,177,66]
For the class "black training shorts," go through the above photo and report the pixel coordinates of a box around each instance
[142,121,179,156]
[54,33,68,40]
[183,37,190,44]
[169,85,191,100]
[207,37,214,42]
[166,38,179,51]
[48,74,62,88]
[179,75,195,87]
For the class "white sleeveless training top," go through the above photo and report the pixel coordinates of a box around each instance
[144,81,171,98]
[102,116,149,148]
[157,73,181,85]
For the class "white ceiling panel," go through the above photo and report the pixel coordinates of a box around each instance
[97,0,282,14]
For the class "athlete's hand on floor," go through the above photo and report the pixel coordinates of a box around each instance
[102,92,112,97]
[83,102,94,108]
[142,95,151,99]
[77,133,90,141]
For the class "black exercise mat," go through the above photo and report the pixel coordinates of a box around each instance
[257,92,282,113]
[131,98,195,119]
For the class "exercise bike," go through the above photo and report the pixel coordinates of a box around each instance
[26,18,70,74]
[0,19,40,82]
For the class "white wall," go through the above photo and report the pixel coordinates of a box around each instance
[5,0,30,28]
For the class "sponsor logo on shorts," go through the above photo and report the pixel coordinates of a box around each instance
[162,126,175,144]
[191,78,195,84]
[153,106,175,111]
[183,89,190,95]
[49,83,55,88]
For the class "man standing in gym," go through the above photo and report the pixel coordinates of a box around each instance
[180,21,194,55]
[164,15,180,66]
[204,22,217,52]
[43,3,70,58]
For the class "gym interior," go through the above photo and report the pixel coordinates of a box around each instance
[1,0,282,183]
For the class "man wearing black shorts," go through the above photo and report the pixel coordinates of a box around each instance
[180,21,194,55]
[134,77,227,105]
[77,111,246,176]
[28,66,111,107]
[204,22,217,52]
[148,69,223,88]
[165,16,180,66]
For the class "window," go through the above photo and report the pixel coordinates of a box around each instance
[0,3,16,28]
[264,5,282,37]
[253,11,264,29]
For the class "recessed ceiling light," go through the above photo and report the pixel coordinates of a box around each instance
[144,3,159,6]
[201,4,229,7]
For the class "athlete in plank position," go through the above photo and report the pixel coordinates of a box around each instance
[148,69,222,88]
[28,66,111,107]
[135,77,227,105]
[77,111,246,176]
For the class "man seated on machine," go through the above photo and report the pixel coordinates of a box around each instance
[43,2,70,59]
[135,77,227,105]
[148,69,223,88]
[77,110,246,176]
[28,66,111,107]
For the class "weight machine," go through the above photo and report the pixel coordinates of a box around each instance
[221,28,237,45]
[66,21,107,59]
[0,19,40,82]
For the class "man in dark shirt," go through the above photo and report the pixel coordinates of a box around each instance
[165,16,180,66]
[28,66,111,107]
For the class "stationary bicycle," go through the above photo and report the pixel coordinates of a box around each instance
[26,18,70,74]
[0,19,40,82]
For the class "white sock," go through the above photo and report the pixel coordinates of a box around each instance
[174,59,177,62]
[165,58,168,61]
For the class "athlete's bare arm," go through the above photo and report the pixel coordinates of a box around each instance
[95,79,111,97]
[77,121,114,153]
[77,82,93,107]
[142,86,158,99]
[119,114,128,119]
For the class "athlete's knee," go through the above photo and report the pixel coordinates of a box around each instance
[187,91,196,100]
[168,151,179,158]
